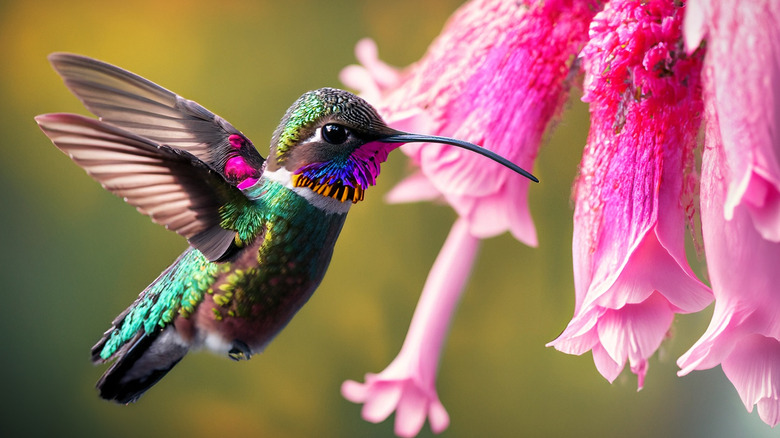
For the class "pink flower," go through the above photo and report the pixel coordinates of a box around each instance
[547,0,712,389]
[341,219,475,437]
[341,0,599,435]
[677,0,780,427]
[684,0,780,242]
[677,112,780,427]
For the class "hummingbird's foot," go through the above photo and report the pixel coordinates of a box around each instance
[228,340,252,361]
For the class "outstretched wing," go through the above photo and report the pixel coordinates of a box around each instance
[47,52,264,187]
[36,113,257,261]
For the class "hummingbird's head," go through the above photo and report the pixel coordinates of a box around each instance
[268,88,537,204]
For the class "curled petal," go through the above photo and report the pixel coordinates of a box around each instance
[342,377,450,438]
[552,292,678,389]
[596,293,675,390]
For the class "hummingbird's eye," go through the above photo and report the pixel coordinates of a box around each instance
[321,124,350,145]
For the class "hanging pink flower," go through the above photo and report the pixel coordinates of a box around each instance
[684,0,780,242]
[677,128,780,426]
[546,0,713,389]
[341,0,600,435]
[342,219,474,437]
[677,0,780,427]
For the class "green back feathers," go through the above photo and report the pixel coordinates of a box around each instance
[96,178,347,361]
[97,248,218,360]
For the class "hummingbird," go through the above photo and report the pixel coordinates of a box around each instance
[36,53,538,404]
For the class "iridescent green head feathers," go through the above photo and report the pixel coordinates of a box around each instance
[269,88,390,168]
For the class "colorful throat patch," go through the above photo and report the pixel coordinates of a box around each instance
[291,173,365,203]
[290,140,390,204]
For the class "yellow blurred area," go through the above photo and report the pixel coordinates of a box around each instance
[0,1,771,437]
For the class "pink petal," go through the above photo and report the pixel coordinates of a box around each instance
[361,381,403,424]
[596,293,675,389]
[394,385,428,438]
[759,400,780,429]
[339,64,382,103]
[589,232,712,313]
[427,398,450,434]
[353,38,402,91]
[504,178,539,245]
[339,38,402,104]
[721,335,780,427]
[546,307,602,355]
[677,310,739,374]
[385,171,442,204]
[592,343,623,384]
[341,379,369,403]
[463,179,538,245]
[735,171,780,241]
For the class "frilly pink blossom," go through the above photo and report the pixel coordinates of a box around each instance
[547,0,712,389]
[683,0,780,242]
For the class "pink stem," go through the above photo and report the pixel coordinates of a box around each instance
[395,218,480,378]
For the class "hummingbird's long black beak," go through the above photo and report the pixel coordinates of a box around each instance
[380,133,539,183]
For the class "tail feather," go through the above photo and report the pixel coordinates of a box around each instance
[93,327,189,404]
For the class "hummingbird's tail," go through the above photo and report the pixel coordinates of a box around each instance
[89,248,208,404]
[92,327,189,404]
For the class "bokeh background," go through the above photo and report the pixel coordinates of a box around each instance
[0,1,774,437]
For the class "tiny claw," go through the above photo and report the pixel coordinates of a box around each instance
[228,340,252,361]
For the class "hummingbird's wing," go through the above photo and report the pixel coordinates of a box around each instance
[36,113,259,262]
[46,53,264,187]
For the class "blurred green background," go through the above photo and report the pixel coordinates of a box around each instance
[0,1,773,437]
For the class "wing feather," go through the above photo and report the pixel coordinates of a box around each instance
[47,53,265,185]
[36,113,248,261]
